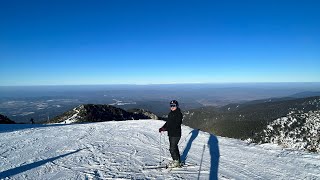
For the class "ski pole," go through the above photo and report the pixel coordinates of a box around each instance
[159,132,162,165]
[197,144,206,180]
[178,130,192,146]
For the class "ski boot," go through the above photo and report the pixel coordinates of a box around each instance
[167,160,181,168]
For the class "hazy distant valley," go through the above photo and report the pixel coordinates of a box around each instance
[1,83,320,124]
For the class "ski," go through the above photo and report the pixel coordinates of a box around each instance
[143,163,197,171]
[162,163,198,173]
[143,164,167,170]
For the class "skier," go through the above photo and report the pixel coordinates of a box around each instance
[30,118,34,124]
[159,100,183,168]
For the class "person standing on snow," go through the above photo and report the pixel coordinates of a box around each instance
[159,100,183,168]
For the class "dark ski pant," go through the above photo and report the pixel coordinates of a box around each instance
[169,136,181,162]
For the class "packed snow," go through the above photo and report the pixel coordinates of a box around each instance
[1,120,319,180]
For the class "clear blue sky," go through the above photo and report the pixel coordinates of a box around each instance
[1,0,319,85]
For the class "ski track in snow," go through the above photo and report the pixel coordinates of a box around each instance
[0,120,320,180]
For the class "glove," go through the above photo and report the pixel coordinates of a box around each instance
[159,127,166,133]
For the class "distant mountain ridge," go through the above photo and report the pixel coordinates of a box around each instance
[127,108,159,120]
[0,114,15,124]
[289,91,320,98]
[47,104,159,124]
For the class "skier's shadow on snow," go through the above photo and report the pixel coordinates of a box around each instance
[181,129,199,162]
[208,134,220,180]
[0,149,84,179]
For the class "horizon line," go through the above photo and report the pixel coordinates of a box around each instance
[1,82,320,87]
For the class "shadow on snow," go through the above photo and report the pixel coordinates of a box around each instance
[208,134,220,180]
[0,149,83,179]
[180,129,220,180]
[181,129,199,162]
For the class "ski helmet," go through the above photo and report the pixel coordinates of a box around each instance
[170,100,179,107]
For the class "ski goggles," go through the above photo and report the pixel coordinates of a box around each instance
[170,104,177,107]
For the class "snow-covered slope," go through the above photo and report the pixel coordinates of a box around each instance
[1,120,319,180]
[250,110,320,152]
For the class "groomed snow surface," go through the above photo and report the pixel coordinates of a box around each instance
[0,120,319,180]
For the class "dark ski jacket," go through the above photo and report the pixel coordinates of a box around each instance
[162,108,183,137]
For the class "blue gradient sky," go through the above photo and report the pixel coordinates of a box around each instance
[1,0,319,85]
